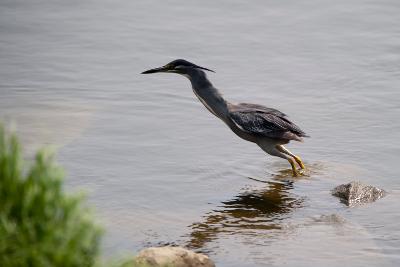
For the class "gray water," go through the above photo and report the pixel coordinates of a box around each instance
[1,0,400,266]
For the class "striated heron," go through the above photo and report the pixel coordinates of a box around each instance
[142,59,308,176]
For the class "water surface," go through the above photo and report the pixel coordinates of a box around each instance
[1,0,400,266]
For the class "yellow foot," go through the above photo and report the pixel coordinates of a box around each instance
[298,168,307,175]
[288,158,301,177]
[292,169,300,177]
[294,156,306,169]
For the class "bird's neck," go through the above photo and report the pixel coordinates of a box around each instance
[185,69,230,122]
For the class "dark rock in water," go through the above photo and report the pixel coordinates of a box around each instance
[312,214,347,224]
[332,181,386,206]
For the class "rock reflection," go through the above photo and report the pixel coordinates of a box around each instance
[186,174,305,251]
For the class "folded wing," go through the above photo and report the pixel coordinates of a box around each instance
[229,103,308,141]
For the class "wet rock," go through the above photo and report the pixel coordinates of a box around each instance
[332,181,386,206]
[311,214,346,224]
[136,246,215,267]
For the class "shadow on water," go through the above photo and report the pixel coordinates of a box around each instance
[185,170,306,252]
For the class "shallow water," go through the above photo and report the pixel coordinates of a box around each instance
[1,0,400,266]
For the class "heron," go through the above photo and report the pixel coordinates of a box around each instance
[141,59,308,176]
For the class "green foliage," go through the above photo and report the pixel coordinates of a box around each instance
[0,125,103,267]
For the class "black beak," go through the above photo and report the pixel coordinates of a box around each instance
[141,64,215,74]
[141,66,167,74]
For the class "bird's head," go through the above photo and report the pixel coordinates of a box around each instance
[141,59,214,75]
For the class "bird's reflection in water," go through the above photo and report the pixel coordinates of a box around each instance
[186,171,305,251]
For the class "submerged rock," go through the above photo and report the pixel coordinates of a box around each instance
[311,214,347,224]
[332,181,386,206]
[136,246,215,267]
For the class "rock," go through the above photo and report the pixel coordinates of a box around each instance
[311,214,346,224]
[135,246,215,267]
[332,181,386,206]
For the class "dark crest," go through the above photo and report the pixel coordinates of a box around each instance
[167,59,214,72]
[141,59,214,74]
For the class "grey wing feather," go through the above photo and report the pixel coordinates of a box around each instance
[233,103,287,117]
[229,103,308,141]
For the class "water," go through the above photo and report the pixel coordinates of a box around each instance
[1,0,400,266]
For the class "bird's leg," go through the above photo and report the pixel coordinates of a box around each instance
[268,145,300,177]
[295,156,306,170]
[276,145,306,170]
[287,157,300,177]
[259,142,302,177]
